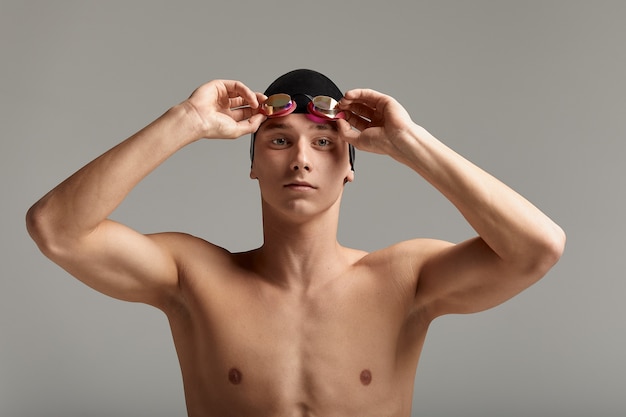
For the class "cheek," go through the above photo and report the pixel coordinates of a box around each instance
[328,150,352,177]
[251,153,282,178]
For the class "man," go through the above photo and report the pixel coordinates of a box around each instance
[26,69,565,417]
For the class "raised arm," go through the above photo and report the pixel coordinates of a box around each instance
[336,89,565,319]
[26,80,266,308]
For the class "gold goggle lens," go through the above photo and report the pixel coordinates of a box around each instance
[311,96,341,117]
[261,93,293,115]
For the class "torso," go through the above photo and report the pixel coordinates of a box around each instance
[162,236,431,417]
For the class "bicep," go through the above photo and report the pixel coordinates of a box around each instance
[52,219,180,306]
[414,237,538,319]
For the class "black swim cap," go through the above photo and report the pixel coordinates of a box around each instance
[251,69,355,170]
[264,68,344,113]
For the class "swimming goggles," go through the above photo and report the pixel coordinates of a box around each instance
[259,93,346,122]
[254,93,355,170]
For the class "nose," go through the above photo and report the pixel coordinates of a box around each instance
[290,140,311,172]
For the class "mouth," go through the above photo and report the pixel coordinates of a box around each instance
[284,181,316,190]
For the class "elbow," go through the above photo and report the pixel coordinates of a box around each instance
[26,201,64,258]
[546,223,566,264]
[26,202,49,251]
[531,223,566,275]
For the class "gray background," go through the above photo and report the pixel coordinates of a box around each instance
[2,1,624,416]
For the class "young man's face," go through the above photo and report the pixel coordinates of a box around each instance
[250,114,354,218]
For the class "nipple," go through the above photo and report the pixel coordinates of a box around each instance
[228,368,243,385]
[360,369,372,386]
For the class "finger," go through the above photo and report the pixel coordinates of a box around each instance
[229,105,255,121]
[232,113,267,137]
[229,107,248,121]
[336,119,361,146]
[248,113,267,130]
[340,88,393,116]
[342,88,387,105]
[229,97,248,109]
[342,102,376,122]
[222,80,260,108]
[344,111,372,132]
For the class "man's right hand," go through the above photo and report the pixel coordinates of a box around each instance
[183,79,267,140]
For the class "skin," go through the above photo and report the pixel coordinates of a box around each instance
[26,79,566,417]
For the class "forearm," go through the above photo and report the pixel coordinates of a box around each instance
[396,124,565,268]
[27,103,201,244]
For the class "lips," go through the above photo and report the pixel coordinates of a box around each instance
[284,181,316,190]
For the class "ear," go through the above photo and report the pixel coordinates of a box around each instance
[344,169,354,184]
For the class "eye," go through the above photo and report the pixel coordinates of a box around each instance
[271,137,288,146]
[315,138,331,147]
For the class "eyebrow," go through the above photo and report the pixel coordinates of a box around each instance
[259,120,338,133]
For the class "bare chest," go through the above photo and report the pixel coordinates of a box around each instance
[167,269,424,416]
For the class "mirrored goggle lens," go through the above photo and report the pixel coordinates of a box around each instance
[309,96,342,118]
[260,93,295,116]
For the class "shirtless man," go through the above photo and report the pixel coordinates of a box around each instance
[26,69,565,417]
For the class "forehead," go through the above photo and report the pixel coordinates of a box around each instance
[256,114,338,135]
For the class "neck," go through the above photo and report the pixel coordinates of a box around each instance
[254,200,347,289]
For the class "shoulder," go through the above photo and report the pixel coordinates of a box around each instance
[357,238,453,271]
[349,238,452,292]
[148,231,235,267]
[148,231,221,249]
[339,239,453,315]
[150,232,247,306]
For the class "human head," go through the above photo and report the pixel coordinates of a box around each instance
[251,69,355,170]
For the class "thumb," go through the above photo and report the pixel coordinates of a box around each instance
[336,119,360,147]
[236,113,266,137]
